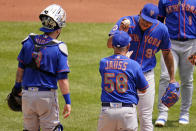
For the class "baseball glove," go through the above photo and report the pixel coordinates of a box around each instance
[161,82,180,108]
[7,87,22,112]
[188,52,196,66]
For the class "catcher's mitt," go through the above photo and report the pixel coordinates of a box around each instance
[161,82,180,108]
[188,52,196,66]
[7,87,22,112]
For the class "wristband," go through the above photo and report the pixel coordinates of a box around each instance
[14,82,22,90]
[63,93,71,104]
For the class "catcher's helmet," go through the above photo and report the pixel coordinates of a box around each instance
[39,4,66,32]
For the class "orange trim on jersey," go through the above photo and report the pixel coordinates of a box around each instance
[135,41,141,61]
[107,58,128,60]
[132,16,136,25]
[17,58,24,64]
[178,3,181,39]
[130,16,136,28]
[183,0,188,39]
[161,48,171,51]
[57,69,70,73]
[141,22,159,65]
[139,84,149,91]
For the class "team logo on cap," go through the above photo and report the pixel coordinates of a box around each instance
[150,10,154,16]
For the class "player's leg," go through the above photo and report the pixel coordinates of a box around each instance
[97,107,117,131]
[178,40,195,125]
[39,91,61,131]
[155,42,179,127]
[117,106,138,131]
[22,90,40,131]
[137,70,155,131]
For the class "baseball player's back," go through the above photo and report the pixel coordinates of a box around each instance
[98,31,149,131]
[12,4,71,131]
[18,34,69,89]
[100,55,148,104]
[159,0,196,40]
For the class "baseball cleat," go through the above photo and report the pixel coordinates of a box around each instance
[179,116,189,125]
[155,118,166,127]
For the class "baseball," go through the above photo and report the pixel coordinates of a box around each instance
[122,19,130,26]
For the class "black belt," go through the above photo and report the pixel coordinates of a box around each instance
[23,87,52,91]
[144,69,152,74]
[177,38,189,41]
[102,103,133,107]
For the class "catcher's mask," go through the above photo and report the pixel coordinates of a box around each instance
[39,4,66,32]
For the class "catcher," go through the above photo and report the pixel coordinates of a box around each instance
[7,4,71,131]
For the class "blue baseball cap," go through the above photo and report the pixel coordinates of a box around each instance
[141,3,159,24]
[112,31,131,48]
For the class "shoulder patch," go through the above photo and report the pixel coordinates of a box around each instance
[21,33,37,45]
[59,43,68,56]
[52,39,62,44]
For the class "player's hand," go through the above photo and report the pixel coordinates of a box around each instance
[169,79,176,84]
[119,19,130,32]
[63,104,71,118]
[126,51,133,58]
[188,52,196,66]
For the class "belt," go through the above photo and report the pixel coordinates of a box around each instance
[23,87,53,91]
[177,38,189,41]
[102,102,133,107]
[144,69,152,74]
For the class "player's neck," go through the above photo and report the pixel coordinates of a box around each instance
[114,52,126,56]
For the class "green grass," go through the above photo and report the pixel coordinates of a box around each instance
[0,22,195,131]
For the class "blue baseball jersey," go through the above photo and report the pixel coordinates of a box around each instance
[159,0,196,39]
[109,15,171,72]
[17,34,70,89]
[99,55,149,104]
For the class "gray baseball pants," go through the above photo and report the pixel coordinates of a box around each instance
[97,105,138,131]
[157,39,195,119]
[22,88,60,131]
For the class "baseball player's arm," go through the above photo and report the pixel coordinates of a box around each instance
[58,78,71,118]
[107,36,113,48]
[162,50,176,83]
[107,18,130,48]
[14,67,24,96]
[15,67,24,83]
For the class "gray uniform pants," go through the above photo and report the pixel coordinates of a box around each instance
[138,70,155,131]
[97,105,138,131]
[22,89,60,131]
[157,39,195,118]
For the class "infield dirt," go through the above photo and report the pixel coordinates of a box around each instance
[0,0,157,23]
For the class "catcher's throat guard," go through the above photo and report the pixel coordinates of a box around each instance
[161,82,180,108]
